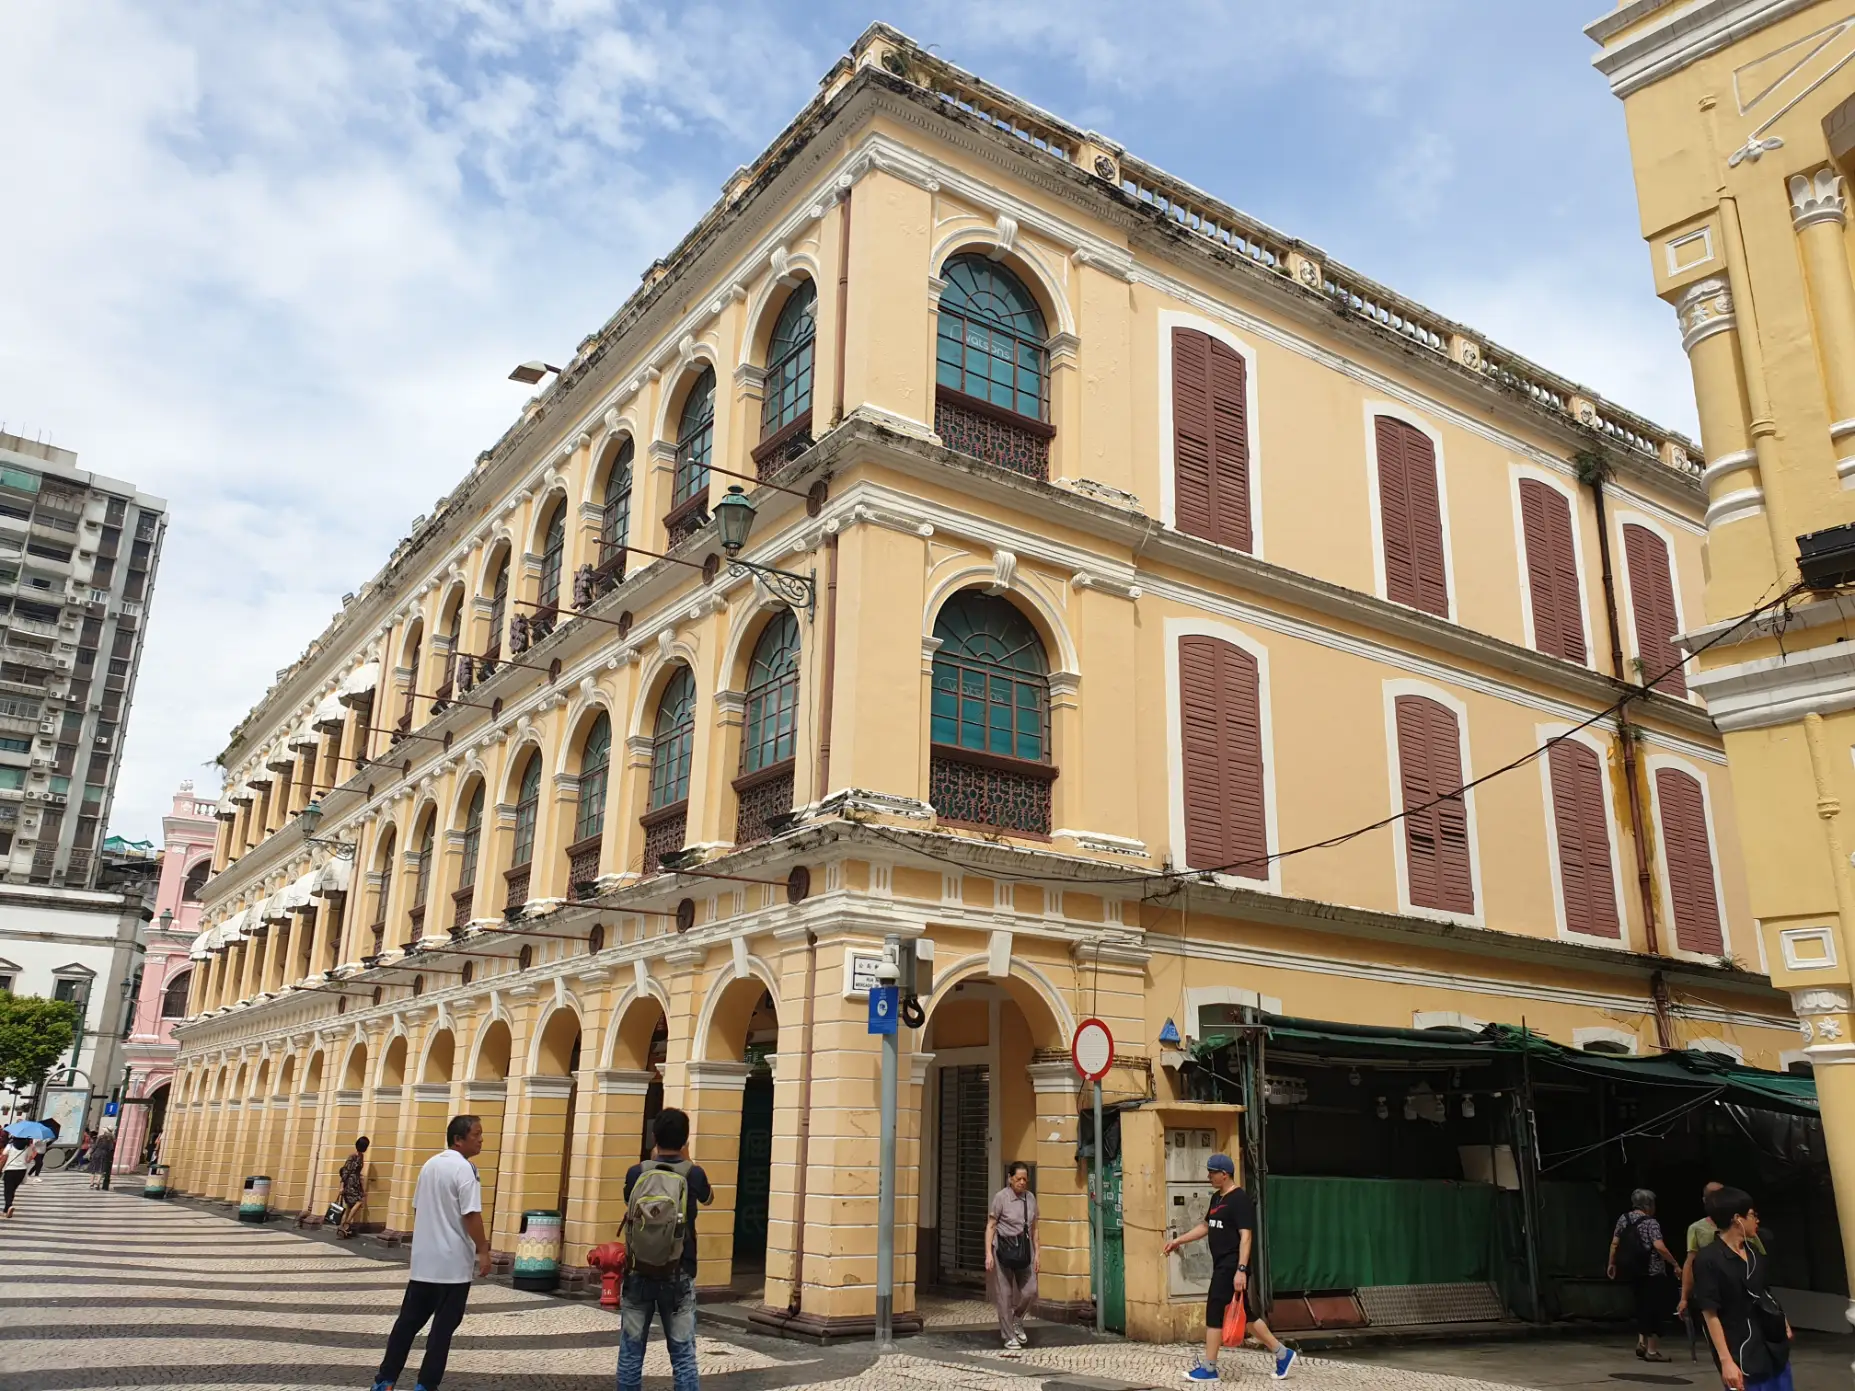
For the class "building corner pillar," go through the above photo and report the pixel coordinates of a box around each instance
[1790,170,1855,491]
[1787,984,1855,1336]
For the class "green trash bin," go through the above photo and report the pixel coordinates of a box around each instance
[142,1165,169,1200]
[237,1175,271,1223]
[513,1209,562,1291]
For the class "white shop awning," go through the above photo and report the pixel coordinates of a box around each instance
[311,693,347,733]
[265,745,297,773]
[287,724,321,753]
[190,929,214,960]
[228,784,254,806]
[313,857,352,896]
[337,662,380,709]
[214,797,237,821]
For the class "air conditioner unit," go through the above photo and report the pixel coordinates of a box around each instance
[28,757,51,770]
[37,721,54,734]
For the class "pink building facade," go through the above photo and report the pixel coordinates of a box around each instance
[115,783,215,1170]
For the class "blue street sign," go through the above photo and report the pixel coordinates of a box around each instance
[868,985,898,1036]
[103,1101,119,1117]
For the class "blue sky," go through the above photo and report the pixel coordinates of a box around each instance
[0,0,1685,840]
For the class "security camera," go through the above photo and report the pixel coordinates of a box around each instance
[876,960,900,985]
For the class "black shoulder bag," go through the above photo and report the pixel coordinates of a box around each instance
[995,1192,1033,1271]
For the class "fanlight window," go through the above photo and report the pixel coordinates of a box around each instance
[671,369,716,511]
[601,440,633,565]
[762,282,817,436]
[576,714,612,843]
[930,591,1049,762]
[649,667,698,809]
[742,612,801,773]
[511,755,542,868]
[936,254,1048,421]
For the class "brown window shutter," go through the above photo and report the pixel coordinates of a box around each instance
[1518,480,1586,663]
[1172,329,1252,552]
[1178,635,1268,879]
[1655,767,1722,954]
[1394,695,1474,914]
[1623,524,1686,696]
[1547,741,1620,938]
[1375,417,1449,618]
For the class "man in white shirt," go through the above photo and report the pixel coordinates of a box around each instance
[370,1115,491,1391]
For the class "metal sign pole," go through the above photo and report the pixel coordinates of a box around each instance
[874,933,900,1353]
[1092,1077,1105,1335]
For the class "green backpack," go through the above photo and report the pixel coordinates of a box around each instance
[624,1160,692,1275]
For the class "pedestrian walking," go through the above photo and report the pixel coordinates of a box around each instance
[1609,1187,1680,1363]
[74,1129,93,1172]
[1693,1186,1793,1391]
[1163,1153,1297,1381]
[984,1161,1039,1352]
[86,1128,116,1191]
[337,1135,370,1237]
[28,1118,59,1182]
[369,1115,489,1391]
[2,1135,33,1217]
[1679,1181,1766,1329]
[617,1106,713,1391]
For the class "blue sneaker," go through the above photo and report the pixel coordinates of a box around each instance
[1272,1347,1298,1379]
[1183,1365,1220,1382]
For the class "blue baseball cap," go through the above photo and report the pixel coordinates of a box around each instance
[1206,1154,1236,1176]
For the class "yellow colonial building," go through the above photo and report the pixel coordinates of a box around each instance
[1590,0,1855,1325]
[167,24,1807,1340]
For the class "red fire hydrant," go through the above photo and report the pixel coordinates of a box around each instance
[588,1241,626,1309]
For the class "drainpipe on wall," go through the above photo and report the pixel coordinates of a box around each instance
[786,929,819,1315]
[1578,451,1675,1052]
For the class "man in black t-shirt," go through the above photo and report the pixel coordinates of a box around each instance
[1164,1154,1297,1381]
[617,1108,713,1391]
[1692,1186,1792,1391]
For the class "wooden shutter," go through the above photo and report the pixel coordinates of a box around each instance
[1394,695,1474,914]
[1519,480,1587,663]
[1623,524,1685,696]
[1656,767,1723,954]
[1375,418,1449,617]
[1179,636,1268,879]
[1172,329,1252,552]
[1547,741,1620,938]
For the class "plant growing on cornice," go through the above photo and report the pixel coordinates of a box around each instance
[1572,449,1614,487]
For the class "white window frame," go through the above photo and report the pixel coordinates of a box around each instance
[1156,310,1264,559]
[1163,616,1281,894]
[1534,723,1631,951]
[1506,464,1596,668]
[1382,679,1484,928]
[1362,402,1458,618]
[1573,1026,1641,1055]
[1644,752,1733,963]
[1610,507,1695,701]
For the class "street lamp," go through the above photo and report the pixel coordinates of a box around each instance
[157,909,173,933]
[508,361,563,385]
[297,801,357,859]
[711,486,817,616]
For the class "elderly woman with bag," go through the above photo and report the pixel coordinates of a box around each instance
[984,1162,1040,1353]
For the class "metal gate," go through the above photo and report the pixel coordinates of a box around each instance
[733,1073,774,1268]
[937,1064,990,1282]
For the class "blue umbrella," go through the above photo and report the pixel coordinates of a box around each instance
[4,1121,55,1141]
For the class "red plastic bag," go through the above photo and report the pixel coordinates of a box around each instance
[1221,1291,1248,1348]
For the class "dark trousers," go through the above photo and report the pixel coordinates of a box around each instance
[3,1169,24,1212]
[375,1279,470,1390]
[1631,1275,1664,1338]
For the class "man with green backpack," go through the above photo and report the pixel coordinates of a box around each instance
[617,1107,712,1391]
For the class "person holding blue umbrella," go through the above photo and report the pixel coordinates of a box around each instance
[1,1121,50,1217]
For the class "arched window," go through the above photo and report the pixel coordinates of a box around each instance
[160,970,193,1018]
[576,714,612,845]
[485,554,509,662]
[928,592,1054,835]
[181,860,209,902]
[399,628,422,734]
[650,669,697,809]
[670,369,716,523]
[409,816,434,940]
[761,282,817,439]
[600,440,633,571]
[454,784,484,930]
[736,613,801,846]
[369,829,396,954]
[937,254,1049,421]
[537,500,566,620]
[511,754,542,869]
[643,667,696,873]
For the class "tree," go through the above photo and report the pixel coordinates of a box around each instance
[0,995,78,1094]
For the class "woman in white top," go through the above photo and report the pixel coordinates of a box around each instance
[3,1135,35,1217]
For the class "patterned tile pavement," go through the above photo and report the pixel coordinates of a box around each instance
[0,1174,1549,1391]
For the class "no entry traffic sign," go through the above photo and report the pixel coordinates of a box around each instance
[1072,1017,1114,1082]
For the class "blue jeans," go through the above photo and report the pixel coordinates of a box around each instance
[617,1269,698,1391]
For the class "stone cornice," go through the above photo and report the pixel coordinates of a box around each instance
[1586,0,1819,99]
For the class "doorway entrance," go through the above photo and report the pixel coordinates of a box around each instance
[937,1063,991,1284]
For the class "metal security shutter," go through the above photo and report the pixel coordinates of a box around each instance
[1656,768,1723,954]
[1375,418,1449,617]
[937,1065,991,1281]
[1518,480,1586,663]
[1172,329,1252,551]
[1547,741,1620,939]
[1178,635,1269,879]
[1623,524,1686,696]
[1394,696,1474,914]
